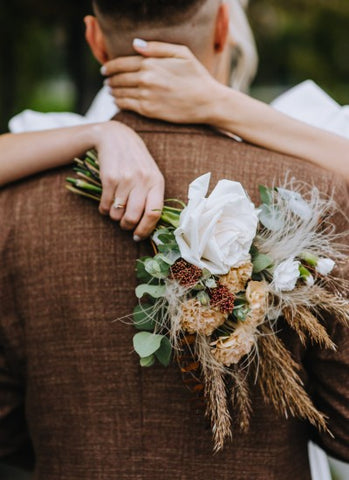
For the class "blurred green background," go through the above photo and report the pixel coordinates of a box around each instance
[0,0,348,478]
[0,0,348,133]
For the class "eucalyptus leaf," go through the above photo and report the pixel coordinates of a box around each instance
[161,210,181,228]
[197,291,210,306]
[155,336,172,367]
[156,252,180,266]
[135,283,166,299]
[144,258,169,279]
[259,204,284,231]
[133,304,156,331]
[157,244,181,262]
[233,305,250,321]
[133,331,164,357]
[135,258,153,281]
[259,185,273,205]
[201,268,212,280]
[205,278,217,289]
[252,253,273,273]
[157,233,176,244]
[140,354,156,367]
[154,254,172,272]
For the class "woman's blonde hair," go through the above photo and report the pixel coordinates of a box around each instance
[227,0,258,91]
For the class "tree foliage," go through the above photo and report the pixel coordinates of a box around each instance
[1,0,348,132]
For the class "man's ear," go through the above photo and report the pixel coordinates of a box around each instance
[214,2,229,53]
[84,15,109,64]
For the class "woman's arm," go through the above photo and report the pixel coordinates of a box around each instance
[208,85,349,181]
[103,40,349,182]
[0,121,164,239]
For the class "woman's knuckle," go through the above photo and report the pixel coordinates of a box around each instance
[141,101,156,116]
[123,214,138,226]
[139,71,153,86]
[146,209,161,221]
[121,172,133,184]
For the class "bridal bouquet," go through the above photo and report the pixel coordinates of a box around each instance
[66,152,348,451]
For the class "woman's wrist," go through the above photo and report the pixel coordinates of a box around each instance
[204,83,242,130]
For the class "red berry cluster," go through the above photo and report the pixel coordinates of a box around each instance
[170,259,202,287]
[209,285,235,314]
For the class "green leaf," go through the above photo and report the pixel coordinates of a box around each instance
[155,336,172,367]
[140,354,156,367]
[135,283,166,299]
[259,185,273,205]
[157,233,176,244]
[252,253,273,273]
[259,204,284,231]
[233,304,250,321]
[160,210,181,228]
[135,258,153,281]
[133,304,156,331]
[299,265,311,279]
[300,251,318,267]
[144,258,165,278]
[133,332,164,357]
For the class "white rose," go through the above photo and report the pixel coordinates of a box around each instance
[273,258,300,292]
[316,258,335,276]
[174,173,258,275]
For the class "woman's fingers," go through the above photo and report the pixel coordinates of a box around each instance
[110,87,140,100]
[106,72,140,88]
[114,98,142,115]
[101,55,143,76]
[93,120,165,240]
[133,39,192,59]
[99,175,118,216]
[119,188,146,231]
[133,184,164,239]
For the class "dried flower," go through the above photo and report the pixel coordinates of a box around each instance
[179,299,227,336]
[209,285,235,314]
[245,281,268,324]
[170,258,202,287]
[220,262,253,293]
[211,323,255,366]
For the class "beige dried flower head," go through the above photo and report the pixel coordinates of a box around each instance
[179,298,227,336]
[245,280,268,326]
[211,323,255,366]
[220,262,253,294]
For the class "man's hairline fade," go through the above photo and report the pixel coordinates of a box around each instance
[91,0,223,61]
[92,0,211,29]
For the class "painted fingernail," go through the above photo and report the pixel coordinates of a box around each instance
[103,78,110,86]
[133,38,148,49]
[100,65,107,75]
[133,235,142,242]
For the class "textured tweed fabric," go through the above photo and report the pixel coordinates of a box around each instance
[0,112,348,479]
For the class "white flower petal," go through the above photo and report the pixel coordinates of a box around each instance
[175,174,258,274]
[316,258,335,276]
[187,172,211,201]
[273,258,301,292]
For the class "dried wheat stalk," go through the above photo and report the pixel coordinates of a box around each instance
[257,326,328,432]
[230,366,251,432]
[283,306,336,349]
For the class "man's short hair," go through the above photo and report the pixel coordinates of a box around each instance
[93,0,207,26]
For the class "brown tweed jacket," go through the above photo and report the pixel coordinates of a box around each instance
[0,112,348,480]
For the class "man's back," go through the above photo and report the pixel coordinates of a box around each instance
[0,113,348,479]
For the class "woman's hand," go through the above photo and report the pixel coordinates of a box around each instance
[102,40,221,124]
[91,120,164,240]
